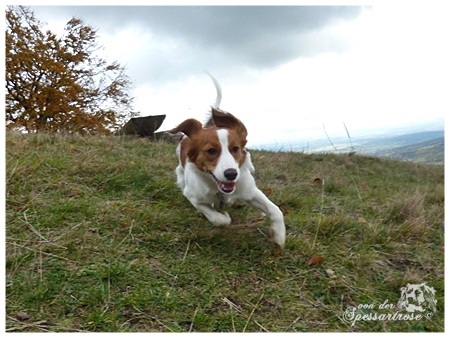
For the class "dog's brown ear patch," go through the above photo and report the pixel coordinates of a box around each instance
[170,119,203,138]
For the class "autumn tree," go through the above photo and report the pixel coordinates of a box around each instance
[5,6,135,134]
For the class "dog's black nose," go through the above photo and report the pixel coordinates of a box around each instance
[224,169,238,181]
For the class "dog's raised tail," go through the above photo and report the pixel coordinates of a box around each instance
[206,72,222,109]
[204,72,222,127]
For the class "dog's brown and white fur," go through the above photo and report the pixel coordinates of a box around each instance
[170,79,286,248]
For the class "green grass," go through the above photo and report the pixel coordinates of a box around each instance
[5,131,444,332]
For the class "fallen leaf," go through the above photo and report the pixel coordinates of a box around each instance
[308,256,324,266]
[361,182,368,190]
[266,188,273,196]
[254,216,264,222]
[273,247,283,256]
[278,204,290,214]
[313,178,322,184]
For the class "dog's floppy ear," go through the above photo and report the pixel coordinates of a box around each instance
[170,119,203,138]
[212,108,248,141]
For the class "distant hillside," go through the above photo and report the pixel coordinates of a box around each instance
[374,137,444,164]
[254,130,445,165]
[303,130,445,164]
[361,130,444,149]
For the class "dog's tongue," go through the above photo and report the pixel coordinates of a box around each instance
[219,181,236,193]
[210,172,236,193]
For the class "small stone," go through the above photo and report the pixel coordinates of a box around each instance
[17,311,32,321]
[325,269,337,279]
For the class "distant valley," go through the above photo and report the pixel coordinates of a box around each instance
[254,129,445,165]
[368,132,444,164]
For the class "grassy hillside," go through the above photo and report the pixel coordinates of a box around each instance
[5,132,444,332]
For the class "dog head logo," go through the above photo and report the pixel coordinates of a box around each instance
[397,283,437,313]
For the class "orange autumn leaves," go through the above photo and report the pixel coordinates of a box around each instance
[6,6,134,135]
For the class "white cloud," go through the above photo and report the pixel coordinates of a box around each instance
[23,4,449,147]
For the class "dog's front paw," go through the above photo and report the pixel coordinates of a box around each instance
[270,223,286,250]
[209,211,231,226]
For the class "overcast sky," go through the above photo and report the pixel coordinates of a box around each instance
[27,2,448,148]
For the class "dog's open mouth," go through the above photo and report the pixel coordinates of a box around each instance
[210,173,236,194]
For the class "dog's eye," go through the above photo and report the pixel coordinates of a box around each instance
[206,148,218,156]
[231,146,240,153]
